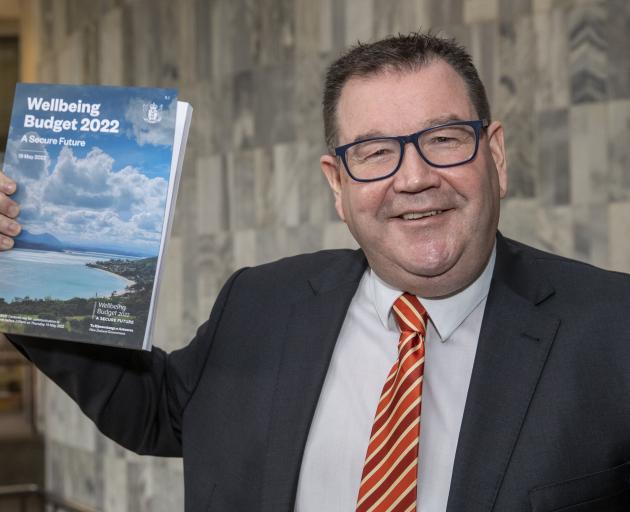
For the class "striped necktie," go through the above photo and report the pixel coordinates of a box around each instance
[356,293,427,512]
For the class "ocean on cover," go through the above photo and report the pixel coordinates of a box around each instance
[0,83,182,350]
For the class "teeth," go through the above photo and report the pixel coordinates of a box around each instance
[402,210,442,220]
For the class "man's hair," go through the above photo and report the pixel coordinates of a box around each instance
[322,31,491,153]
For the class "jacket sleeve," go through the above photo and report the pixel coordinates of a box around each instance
[8,268,246,457]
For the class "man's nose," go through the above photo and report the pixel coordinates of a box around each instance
[392,141,442,193]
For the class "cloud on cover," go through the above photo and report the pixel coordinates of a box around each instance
[4,134,51,182]
[6,142,167,252]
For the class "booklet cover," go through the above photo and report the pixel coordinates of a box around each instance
[0,83,192,350]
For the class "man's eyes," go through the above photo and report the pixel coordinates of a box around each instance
[426,135,460,145]
[423,128,473,146]
[351,142,398,161]
[365,147,396,158]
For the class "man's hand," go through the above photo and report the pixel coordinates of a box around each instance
[0,170,21,250]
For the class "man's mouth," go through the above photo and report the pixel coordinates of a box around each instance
[400,210,445,220]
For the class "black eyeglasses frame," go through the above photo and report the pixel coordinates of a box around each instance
[334,119,489,183]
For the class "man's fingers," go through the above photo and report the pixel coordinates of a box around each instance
[0,170,21,250]
[0,170,19,219]
[0,214,20,250]
[0,213,20,249]
[1,217,21,235]
[1,179,16,195]
[0,194,19,218]
[0,234,15,249]
[0,170,17,195]
[0,202,21,250]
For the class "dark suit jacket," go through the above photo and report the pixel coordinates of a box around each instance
[11,234,630,511]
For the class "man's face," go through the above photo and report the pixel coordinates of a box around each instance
[320,61,508,297]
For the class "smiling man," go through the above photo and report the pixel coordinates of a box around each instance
[320,59,507,299]
[1,32,630,512]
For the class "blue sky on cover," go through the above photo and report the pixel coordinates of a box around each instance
[4,83,178,255]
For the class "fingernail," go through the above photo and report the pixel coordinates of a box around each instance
[8,221,20,235]
[0,237,13,249]
[8,205,19,217]
[2,182,16,194]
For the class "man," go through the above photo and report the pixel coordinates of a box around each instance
[1,32,630,512]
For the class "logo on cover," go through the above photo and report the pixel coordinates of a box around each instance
[143,102,163,124]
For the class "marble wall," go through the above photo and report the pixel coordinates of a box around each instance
[24,0,630,510]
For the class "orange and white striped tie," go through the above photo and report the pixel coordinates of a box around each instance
[356,293,427,512]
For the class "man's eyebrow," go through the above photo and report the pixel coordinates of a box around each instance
[421,115,471,128]
[347,115,471,144]
[349,130,389,143]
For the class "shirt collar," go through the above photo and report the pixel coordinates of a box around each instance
[369,244,496,342]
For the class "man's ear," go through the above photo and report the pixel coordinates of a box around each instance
[486,121,508,198]
[320,154,346,222]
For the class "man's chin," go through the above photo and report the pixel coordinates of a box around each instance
[398,254,455,278]
[402,266,453,287]
[370,257,456,292]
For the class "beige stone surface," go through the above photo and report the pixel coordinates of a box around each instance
[57,32,83,84]
[569,104,609,206]
[99,8,124,85]
[103,456,127,512]
[609,202,630,273]
[464,0,499,23]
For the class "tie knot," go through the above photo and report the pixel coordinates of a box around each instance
[392,293,427,335]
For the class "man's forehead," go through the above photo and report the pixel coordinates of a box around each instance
[336,62,474,140]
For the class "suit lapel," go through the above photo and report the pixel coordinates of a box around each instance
[447,237,561,512]
[261,250,367,512]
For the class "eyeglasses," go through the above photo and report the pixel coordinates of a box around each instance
[334,119,488,182]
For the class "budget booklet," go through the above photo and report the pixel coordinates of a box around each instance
[0,83,192,350]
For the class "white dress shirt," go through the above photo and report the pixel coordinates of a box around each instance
[295,248,496,512]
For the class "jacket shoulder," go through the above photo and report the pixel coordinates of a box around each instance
[501,236,630,302]
[226,248,366,302]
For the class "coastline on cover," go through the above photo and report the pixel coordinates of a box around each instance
[0,83,191,351]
